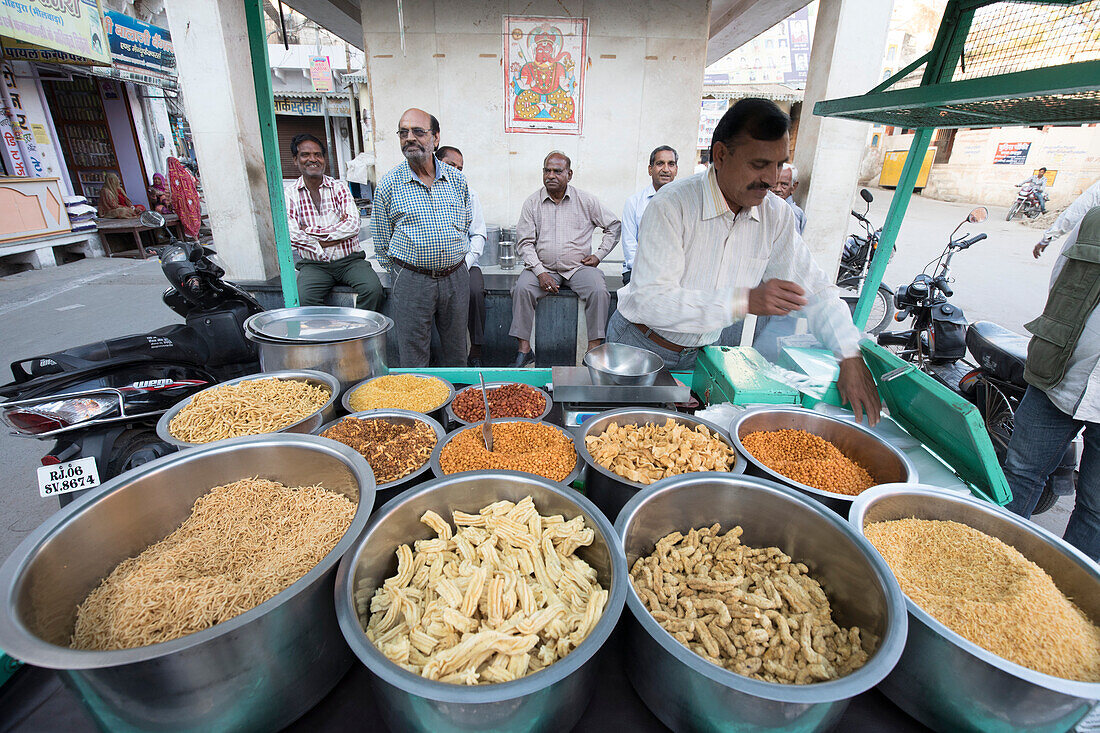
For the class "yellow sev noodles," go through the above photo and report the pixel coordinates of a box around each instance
[348,374,450,413]
[71,478,355,651]
[168,378,330,443]
[866,518,1100,682]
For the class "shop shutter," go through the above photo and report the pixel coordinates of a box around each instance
[276,115,329,179]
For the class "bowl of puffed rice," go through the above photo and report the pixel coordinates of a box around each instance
[334,470,627,732]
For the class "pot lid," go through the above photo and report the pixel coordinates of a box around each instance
[245,307,390,342]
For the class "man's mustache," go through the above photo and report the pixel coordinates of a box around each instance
[749,183,771,190]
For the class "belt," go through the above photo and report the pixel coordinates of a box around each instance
[393,257,464,279]
[630,321,695,353]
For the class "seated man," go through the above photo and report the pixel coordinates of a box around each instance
[509,151,621,366]
[284,133,383,309]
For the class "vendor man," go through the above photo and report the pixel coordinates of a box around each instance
[609,98,881,425]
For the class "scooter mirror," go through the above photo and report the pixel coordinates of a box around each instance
[139,211,166,229]
[860,189,873,203]
[968,206,988,224]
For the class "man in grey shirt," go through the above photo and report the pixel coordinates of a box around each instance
[509,151,621,366]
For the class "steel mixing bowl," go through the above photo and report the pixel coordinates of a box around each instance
[616,473,908,732]
[578,407,747,523]
[334,470,627,732]
[583,342,663,386]
[443,381,553,427]
[0,433,376,732]
[429,417,583,486]
[314,408,445,505]
[731,406,916,514]
[155,368,340,449]
[342,372,455,426]
[850,484,1100,732]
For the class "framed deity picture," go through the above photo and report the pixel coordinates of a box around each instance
[503,16,588,135]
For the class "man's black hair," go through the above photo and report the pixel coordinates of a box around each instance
[709,98,790,159]
[436,145,462,160]
[430,114,440,134]
[545,150,572,170]
[290,133,326,159]
[649,145,678,166]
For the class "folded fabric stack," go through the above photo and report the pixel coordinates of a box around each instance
[64,195,98,233]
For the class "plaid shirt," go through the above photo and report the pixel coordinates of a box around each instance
[372,159,470,271]
[284,176,362,262]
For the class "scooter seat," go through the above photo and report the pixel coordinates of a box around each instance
[966,321,1029,388]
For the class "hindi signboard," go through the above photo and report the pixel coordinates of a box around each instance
[310,56,334,92]
[0,0,111,65]
[102,10,174,77]
[993,142,1032,165]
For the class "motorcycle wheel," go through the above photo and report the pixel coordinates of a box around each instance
[1005,201,1022,221]
[1032,484,1059,515]
[57,429,176,508]
[838,278,894,335]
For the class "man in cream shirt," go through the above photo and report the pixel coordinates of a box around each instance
[610,98,881,425]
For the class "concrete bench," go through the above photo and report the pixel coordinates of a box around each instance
[0,231,104,272]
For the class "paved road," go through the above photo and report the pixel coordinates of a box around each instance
[0,191,1075,564]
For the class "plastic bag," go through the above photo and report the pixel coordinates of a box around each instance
[345,152,375,184]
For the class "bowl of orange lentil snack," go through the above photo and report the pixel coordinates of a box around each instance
[429,418,582,485]
[731,406,915,514]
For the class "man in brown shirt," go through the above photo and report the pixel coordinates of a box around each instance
[509,151,622,366]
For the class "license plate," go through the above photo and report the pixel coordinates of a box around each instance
[37,456,101,498]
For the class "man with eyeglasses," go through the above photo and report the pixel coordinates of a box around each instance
[372,109,472,366]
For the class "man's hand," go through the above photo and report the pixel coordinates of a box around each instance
[581,254,600,267]
[748,279,808,316]
[1033,241,1049,259]
[837,357,882,426]
[537,272,559,293]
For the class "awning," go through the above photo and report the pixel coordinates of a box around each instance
[702,83,804,103]
[54,63,177,91]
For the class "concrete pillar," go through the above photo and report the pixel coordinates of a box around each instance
[164,1,279,281]
[793,0,893,275]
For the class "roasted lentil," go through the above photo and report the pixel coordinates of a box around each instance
[452,383,547,422]
[321,417,437,483]
[439,422,576,481]
[348,374,450,413]
[741,429,875,495]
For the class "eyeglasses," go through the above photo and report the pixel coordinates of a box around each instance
[396,128,431,139]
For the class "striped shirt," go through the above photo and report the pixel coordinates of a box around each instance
[617,167,862,358]
[372,159,470,271]
[284,176,362,262]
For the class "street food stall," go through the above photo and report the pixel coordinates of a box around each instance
[1,0,1099,731]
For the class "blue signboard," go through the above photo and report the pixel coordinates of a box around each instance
[102,11,174,77]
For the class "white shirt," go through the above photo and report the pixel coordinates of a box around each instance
[463,187,487,269]
[1043,220,1100,422]
[621,183,656,272]
[616,168,862,358]
[1042,179,1100,245]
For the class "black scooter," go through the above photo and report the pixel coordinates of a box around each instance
[837,189,895,335]
[0,212,263,505]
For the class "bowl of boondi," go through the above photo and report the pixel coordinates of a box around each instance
[0,433,375,731]
[849,483,1100,732]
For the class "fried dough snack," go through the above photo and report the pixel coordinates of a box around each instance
[630,524,872,684]
[585,419,737,485]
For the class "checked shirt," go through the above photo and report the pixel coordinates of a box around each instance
[372,160,471,271]
[284,175,362,262]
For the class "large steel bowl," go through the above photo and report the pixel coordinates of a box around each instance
[731,406,916,514]
[444,381,553,427]
[334,470,627,732]
[429,417,583,486]
[578,407,747,523]
[616,473,908,732]
[155,368,340,449]
[849,484,1100,732]
[342,373,455,426]
[314,408,445,505]
[0,433,376,732]
[583,342,663,386]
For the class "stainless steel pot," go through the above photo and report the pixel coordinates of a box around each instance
[155,369,340,449]
[731,406,916,514]
[617,473,908,732]
[334,470,627,733]
[314,408,445,505]
[849,484,1100,732]
[429,418,583,485]
[443,381,553,427]
[244,307,393,397]
[342,373,455,426]
[577,408,747,524]
[0,433,376,732]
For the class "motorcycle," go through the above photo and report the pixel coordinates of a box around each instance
[1006,182,1046,221]
[0,211,263,506]
[838,188,895,335]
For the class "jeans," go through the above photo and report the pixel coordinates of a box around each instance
[1004,386,1099,561]
[605,311,702,371]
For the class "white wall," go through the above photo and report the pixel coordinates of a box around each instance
[126,85,178,180]
[361,0,709,239]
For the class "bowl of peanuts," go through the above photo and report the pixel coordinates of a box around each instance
[333,470,627,732]
[342,373,455,425]
[731,406,916,514]
[445,382,553,427]
[578,408,747,523]
[429,418,583,486]
[616,472,908,731]
[313,409,445,501]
